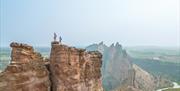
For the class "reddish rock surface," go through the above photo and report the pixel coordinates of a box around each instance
[50,41,103,91]
[0,41,103,91]
[10,42,43,63]
[0,42,50,91]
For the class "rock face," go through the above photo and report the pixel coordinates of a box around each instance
[86,42,157,91]
[133,64,156,91]
[50,41,103,91]
[86,42,135,91]
[0,41,103,91]
[0,42,50,91]
[113,65,158,91]
[10,42,44,63]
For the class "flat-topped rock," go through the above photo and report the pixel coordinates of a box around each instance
[50,42,103,91]
[51,41,59,45]
[0,42,50,91]
[10,42,43,63]
[10,42,33,50]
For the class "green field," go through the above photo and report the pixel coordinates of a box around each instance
[126,47,180,63]
[163,88,180,91]
[126,47,180,82]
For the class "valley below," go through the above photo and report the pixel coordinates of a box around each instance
[156,82,180,91]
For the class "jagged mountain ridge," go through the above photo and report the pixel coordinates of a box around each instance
[86,42,157,91]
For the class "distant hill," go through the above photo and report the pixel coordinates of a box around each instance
[125,46,180,82]
[125,46,180,63]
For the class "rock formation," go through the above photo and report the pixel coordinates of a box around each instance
[50,41,103,91]
[133,64,156,91]
[0,41,103,91]
[86,42,135,91]
[0,42,50,91]
[86,42,157,91]
[113,64,170,91]
[10,42,44,63]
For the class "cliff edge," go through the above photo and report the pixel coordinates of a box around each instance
[50,41,103,91]
[0,42,50,91]
[0,41,103,91]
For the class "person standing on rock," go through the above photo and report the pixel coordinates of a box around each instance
[54,33,57,41]
[59,36,62,43]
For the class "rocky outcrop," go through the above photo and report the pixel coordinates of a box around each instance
[0,41,103,91]
[0,42,50,91]
[86,42,158,91]
[10,42,44,63]
[112,64,157,91]
[50,41,103,91]
[86,42,135,91]
[133,64,156,91]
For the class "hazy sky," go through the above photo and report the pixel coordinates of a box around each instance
[0,0,179,47]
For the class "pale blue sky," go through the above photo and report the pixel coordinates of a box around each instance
[0,0,179,47]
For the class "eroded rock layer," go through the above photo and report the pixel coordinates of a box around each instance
[0,42,50,91]
[50,41,103,91]
[0,41,103,91]
[10,42,43,63]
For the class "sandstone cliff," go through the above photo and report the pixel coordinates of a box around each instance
[0,41,103,91]
[0,42,50,91]
[50,41,103,91]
